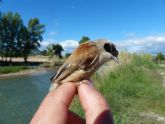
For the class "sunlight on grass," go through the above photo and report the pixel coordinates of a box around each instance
[0,66,29,74]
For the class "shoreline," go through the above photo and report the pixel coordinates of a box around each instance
[0,66,59,78]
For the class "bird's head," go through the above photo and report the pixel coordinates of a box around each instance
[94,39,119,64]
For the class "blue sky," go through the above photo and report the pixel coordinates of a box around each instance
[1,0,165,54]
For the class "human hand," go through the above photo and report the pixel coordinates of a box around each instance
[30,81,114,124]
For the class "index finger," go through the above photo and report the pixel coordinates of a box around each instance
[30,83,77,124]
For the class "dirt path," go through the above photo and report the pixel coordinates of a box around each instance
[160,72,165,87]
[159,64,165,88]
[140,112,165,122]
[140,65,165,122]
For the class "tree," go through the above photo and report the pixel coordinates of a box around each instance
[0,12,45,63]
[65,53,71,58]
[156,52,165,62]
[40,50,47,56]
[0,14,3,61]
[79,36,90,44]
[16,25,30,61]
[17,18,45,62]
[46,44,64,59]
[52,44,64,59]
[46,44,54,57]
[0,12,23,62]
[0,0,2,18]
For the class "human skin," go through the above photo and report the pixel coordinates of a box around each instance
[30,81,114,124]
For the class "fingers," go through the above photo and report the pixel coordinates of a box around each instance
[30,83,77,124]
[78,80,114,124]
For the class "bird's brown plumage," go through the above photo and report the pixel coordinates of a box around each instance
[51,42,99,85]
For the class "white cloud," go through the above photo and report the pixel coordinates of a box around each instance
[41,34,165,55]
[117,34,165,54]
[60,40,79,53]
[40,39,56,50]
[41,39,79,53]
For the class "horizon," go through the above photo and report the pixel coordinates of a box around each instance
[0,0,165,54]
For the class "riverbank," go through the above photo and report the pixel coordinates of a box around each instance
[0,55,63,77]
[0,66,59,78]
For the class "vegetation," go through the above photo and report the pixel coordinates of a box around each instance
[45,44,64,58]
[79,36,90,44]
[0,12,45,63]
[70,53,165,124]
[65,53,71,58]
[156,52,165,61]
[0,66,29,74]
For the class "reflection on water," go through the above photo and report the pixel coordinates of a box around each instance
[0,71,54,124]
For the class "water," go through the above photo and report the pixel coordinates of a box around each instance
[0,71,54,124]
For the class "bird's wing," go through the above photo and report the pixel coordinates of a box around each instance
[51,42,99,84]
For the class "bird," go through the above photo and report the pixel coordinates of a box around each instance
[49,39,119,91]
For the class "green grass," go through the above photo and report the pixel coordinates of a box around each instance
[70,53,165,124]
[0,66,29,74]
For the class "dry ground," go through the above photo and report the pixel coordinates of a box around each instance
[0,56,51,62]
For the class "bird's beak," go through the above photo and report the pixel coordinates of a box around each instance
[112,56,119,63]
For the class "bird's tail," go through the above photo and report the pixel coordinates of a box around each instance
[49,83,60,92]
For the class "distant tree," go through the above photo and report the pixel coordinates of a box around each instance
[40,50,47,56]
[65,53,71,58]
[79,36,90,44]
[156,52,165,61]
[0,11,45,64]
[46,44,53,57]
[0,12,23,62]
[46,44,64,59]
[52,44,64,59]
[16,25,30,61]
[0,0,2,17]
[17,18,45,62]
[0,14,3,61]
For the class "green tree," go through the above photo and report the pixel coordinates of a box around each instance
[156,52,165,61]
[46,44,54,57]
[40,50,47,56]
[0,12,23,62]
[79,36,90,44]
[17,18,45,62]
[16,25,30,62]
[65,53,71,58]
[52,44,64,59]
[0,14,3,61]
[46,44,64,59]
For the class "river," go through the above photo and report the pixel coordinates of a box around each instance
[0,71,54,124]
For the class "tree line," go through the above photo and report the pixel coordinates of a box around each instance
[0,12,91,63]
[0,12,45,62]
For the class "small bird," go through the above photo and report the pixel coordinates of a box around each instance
[50,39,119,91]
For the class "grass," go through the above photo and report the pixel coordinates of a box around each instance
[0,66,29,74]
[70,53,165,124]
